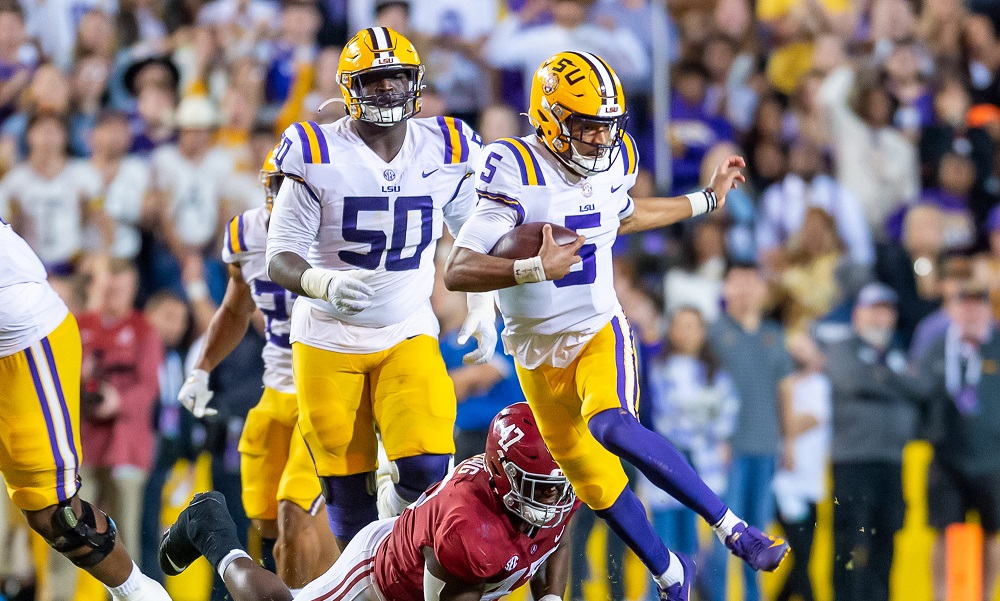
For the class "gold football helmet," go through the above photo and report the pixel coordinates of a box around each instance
[260,146,282,210]
[333,27,424,126]
[529,51,627,176]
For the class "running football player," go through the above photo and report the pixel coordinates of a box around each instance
[159,403,577,601]
[265,27,496,549]
[0,219,169,600]
[443,51,790,599]
[176,150,336,590]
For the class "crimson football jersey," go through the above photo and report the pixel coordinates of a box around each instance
[374,455,579,600]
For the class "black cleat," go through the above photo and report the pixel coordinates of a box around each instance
[159,491,239,576]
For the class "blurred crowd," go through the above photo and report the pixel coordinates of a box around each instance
[1,0,1000,600]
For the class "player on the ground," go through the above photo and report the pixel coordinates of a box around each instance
[264,26,496,549]
[160,402,577,601]
[175,150,337,590]
[0,219,169,601]
[443,51,790,600]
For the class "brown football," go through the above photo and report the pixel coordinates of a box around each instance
[489,222,580,260]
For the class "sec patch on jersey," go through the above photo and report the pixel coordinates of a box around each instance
[489,222,579,260]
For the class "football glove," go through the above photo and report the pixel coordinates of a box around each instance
[300,268,375,315]
[178,369,217,418]
[457,292,497,365]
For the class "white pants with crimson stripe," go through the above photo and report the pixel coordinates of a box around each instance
[293,517,395,601]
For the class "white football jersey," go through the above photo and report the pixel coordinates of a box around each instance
[0,161,102,267]
[453,133,640,368]
[0,219,69,358]
[266,116,483,353]
[222,206,296,393]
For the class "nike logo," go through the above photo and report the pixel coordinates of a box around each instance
[611,184,623,193]
[422,169,439,178]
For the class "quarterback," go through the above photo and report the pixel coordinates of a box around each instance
[265,26,496,548]
[0,220,169,600]
[160,403,577,601]
[444,52,789,598]
[176,150,335,589]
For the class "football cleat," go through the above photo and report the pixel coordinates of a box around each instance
[724,522,790,572]
[658,552,696,601]
[158,491,238,576]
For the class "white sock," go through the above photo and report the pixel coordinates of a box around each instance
[376,476,410,519]
[217,549,252,579]
[712,509,745,543]
[107,562,171,601]
[653,552,685,589]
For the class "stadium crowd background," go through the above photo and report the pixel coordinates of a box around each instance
[1,0,1000,600]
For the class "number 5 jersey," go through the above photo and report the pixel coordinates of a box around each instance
[265,116,482,353]
[453,133,640,369]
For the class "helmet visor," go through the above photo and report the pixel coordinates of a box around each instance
[504,461,576,528]
[350,65,421,124]
[560,112,628,175]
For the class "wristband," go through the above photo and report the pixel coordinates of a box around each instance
[217,549,252,579]
[513,256,546,284]
[685,187,719,217]
[538,596,563,601]
[300,268,332,300]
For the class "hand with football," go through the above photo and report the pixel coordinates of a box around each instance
[539,225,585,280]
[708,155,747,212]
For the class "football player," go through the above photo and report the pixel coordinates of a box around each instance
[176,150,337,590]
[443,51,790,599]
[160,402,577,601]
[0,220,169,600]
[265,26,496,549]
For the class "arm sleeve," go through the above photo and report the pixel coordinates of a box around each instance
[452,140,527,253]
[265,179,320,267]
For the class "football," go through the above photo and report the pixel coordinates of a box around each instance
[489,222,580,260]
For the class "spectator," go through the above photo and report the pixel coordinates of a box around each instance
[756,139,874,271]
[825,283,923,601]
[769,207,872,335]
[0,4,36,127]
[973,206,1000,321]
[876,204,946,348]
[704,261,793,601]
[262,0,321,111]
[0,113,109,275]
[773,332,831,601]
[639,305,738,598]
[0,64,73,165]
[818,64,920,235]
[888,152,977,252]
[911,255,974,362]
[196,0,278,60]
[139,290,198,583]
[962,14,1000,107]
[410,0,496,124]
[89,111,152,260]
[919,282,1000,601]
[483,0,649,109]
[148,95,235,296]
[663,219,726,323]
[668,60,736,194]
[430,255,522,462]
[76,259,163,580]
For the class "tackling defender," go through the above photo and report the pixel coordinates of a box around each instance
[265,27,496,549]
[176,150,336,589]
[444,51,789,599]
[0,219,169,600]
[160,403,578,601]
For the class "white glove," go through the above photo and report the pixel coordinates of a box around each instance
[178,369,217,418]
[457,292,497,365]
[300,268,375,315]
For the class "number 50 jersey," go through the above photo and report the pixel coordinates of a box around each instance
[266,116,482,353]
[453,133,640,369]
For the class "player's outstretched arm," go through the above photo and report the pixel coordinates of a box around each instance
[529,536,572,601]
[422,547,486,601]
[178,265,257,417]
[445,225,584,292]
[619,155,746,235]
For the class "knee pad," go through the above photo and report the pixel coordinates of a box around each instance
[321,473,377,541]
[393,454,451,501]
[47,498,117,569]
[587,408,639,450]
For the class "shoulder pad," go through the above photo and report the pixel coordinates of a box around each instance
[274,121,331,178]
[432,116,483,165]
[221,210,258,263]
[490,137,546,186]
